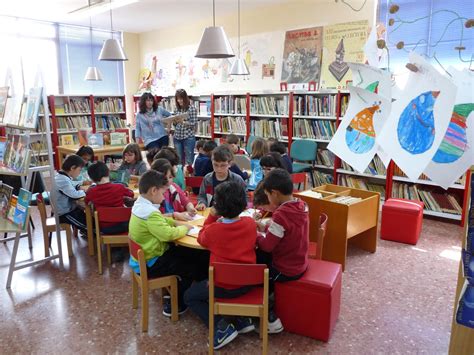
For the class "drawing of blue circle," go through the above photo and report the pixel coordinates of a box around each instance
[345,127,375,154]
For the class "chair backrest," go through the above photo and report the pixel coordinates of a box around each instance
[316,213,328,260]
[36,193,48,229]
[246,135,257,155]
[128,237,148,279]
[95,207,132,228]
[211,262,267,287]
[185,176,204,189]
[233,154,251,171]
[291,172,308,191]
[290,139,318,162]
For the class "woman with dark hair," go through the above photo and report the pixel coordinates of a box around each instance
[173,89,197,166]
[135,92,173,151]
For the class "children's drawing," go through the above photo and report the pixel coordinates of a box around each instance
[328,86,390,173]
[397,90,439,154]
[423,67,474,189]
[348,62,392,100]
[377,52,456,182]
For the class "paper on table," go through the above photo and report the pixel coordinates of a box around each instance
[187,226,200,237]
[239,208,257,218]
[189,213,205,221]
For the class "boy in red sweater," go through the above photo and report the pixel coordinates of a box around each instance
[257,168,309,334]
[184,181,257,351]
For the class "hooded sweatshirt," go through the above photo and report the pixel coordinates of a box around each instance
[257,198,309,276]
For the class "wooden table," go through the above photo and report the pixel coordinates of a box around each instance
[56,144,144,167]
[174,209,209,250]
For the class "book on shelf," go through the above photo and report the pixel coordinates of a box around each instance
[7,195,17,223]
[0,137,6,161]
[94,97,124,113]
[316,149,335,167]
[313,170,333,187]
[0,86,8,119]
[87,132,104,148]
[199,101,211,116]
[64,98,90,114]
[60,134,75,146]
[20,87,42,129]
[338,175,385,199]
[2,135,31,174]
[110,132,128,146]
[214,96,247,114]
[293,119,336,140]
[250,96,289,115]
[250,118,287,140]
[341,156,386,176]
[293,94,337,116]
[215,116,246,135]
[12,188,32,229]
[57,116,92,130]
[0,182,13,219]
[78,129,90,146]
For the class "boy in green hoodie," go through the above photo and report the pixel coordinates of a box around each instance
[129,169,195,316]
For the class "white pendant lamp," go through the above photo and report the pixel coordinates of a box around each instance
[195,0,235,59]
[84,0,103,81]
[99,0,128,61]
[230,0,249,75]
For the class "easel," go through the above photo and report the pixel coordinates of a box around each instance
[2,67,64,289]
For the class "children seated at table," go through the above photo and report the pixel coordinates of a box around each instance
[194,140,216,177]
[118,143,147,176]
[150,158,197,221]
[128,170,196,316]
[226,134,247,155]
[270,141,293,174]
[247,137,268,191]
[260,152,285,176]
[53,154,88,231]
[184,181,257,350]
[252,181,275,220]
[76,145,95,166]
[154,146,185,190]
[256,168,309,334]
[195,145,246,211]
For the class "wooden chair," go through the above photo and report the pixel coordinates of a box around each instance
[94,207,131,275]
[291,172,308,191]
[128,238,179,332]
[185,176,204,205]
[209,263,269,355]
[308,213,328,260]
[36,193,73,257]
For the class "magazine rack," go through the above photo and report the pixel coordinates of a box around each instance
[1,69,64,289]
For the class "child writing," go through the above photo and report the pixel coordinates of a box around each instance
[184,181,257,350]
[256,168,309,334]
[128,170,196,316]
[118,143,147,176]
[195,145,246,211]
[53,155,88,231]
[150,158,197,221]
[247,137,269,190]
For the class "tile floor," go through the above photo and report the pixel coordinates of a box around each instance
[0,210,462,353]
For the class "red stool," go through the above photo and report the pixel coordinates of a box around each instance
[381,198,424,245]
[274,259,342,342]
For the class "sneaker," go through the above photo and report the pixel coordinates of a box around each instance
[235,317,255,334]
[268,310,284,334]
[162,301,188,317]
[213,322,238,350]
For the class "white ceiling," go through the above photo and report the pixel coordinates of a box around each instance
[0,0,289,33]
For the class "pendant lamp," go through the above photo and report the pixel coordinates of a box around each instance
[230,0,249,75]
[85,1,103,82]
[99,0,128,61]
[195,0,234,59]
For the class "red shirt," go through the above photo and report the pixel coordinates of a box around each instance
[85,182,134,208]
[198,214,257,288]
[257,199,309,277]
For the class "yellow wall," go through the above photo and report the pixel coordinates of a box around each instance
[122,32,140,124]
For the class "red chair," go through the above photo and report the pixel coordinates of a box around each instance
[308,213,328,260]
[209,263,269,355]
[291,172,308,191]
[185,176,204,205]
[94,207,131,274]
[129,238,179,332]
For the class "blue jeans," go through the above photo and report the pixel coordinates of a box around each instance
[174,136,196,166]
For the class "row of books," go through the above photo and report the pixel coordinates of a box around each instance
[293,119,336,141]
[250,96,289,116]
[94,98,124,113]
[338,175,386,200]
[313,170,334,187]
[198,101,211,116]
[55,98,91,114]
[1,136,31,174]
[214,116,246,135]
[0,183,32,229]
[341,156,387,176]
[393,165,466,186]
[293,94,337,116]
[317,149,335,167]
[214,96,247,114]
[56,116,92,130]
[160,98,178,113]
[250,119,289,140]
[392,182,462,215]
[196,121,212,137]
[340,95,349,116]
[95,116,127,130]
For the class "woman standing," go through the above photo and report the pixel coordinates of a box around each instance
[173,89,197,166]
[135,92,172,151]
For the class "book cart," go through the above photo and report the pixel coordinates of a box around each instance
[1,70,63,289]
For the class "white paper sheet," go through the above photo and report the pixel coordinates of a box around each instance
[348,62,392,100]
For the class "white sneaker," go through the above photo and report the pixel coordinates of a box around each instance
[268,317,284,334]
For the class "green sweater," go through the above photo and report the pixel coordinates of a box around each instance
[129,195,188,261]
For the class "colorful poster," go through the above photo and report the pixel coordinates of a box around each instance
[423,68,474,189]
[281,26,323,87]
[378,52,457,182]
[328,86,391,173]
[320,20,369,90]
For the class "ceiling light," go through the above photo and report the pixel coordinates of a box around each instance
[84,0,103,81]
[195,0,234,59]
[98,0,128,61]
[68,0,139,19]
[230,0,249,75]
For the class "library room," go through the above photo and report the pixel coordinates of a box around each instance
[0,0,473,353]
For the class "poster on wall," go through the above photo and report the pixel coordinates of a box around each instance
[320,20,369,90]
[280,26,323,90]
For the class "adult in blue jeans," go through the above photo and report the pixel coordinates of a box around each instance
[173,89,197,166]
[135,92,172,151]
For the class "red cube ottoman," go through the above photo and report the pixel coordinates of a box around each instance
[274,259,342,342]
[381,198,424,245]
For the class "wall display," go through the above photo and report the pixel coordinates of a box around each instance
[320,20,369,89]
[280,26,323,88]
[378,53,456,182]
